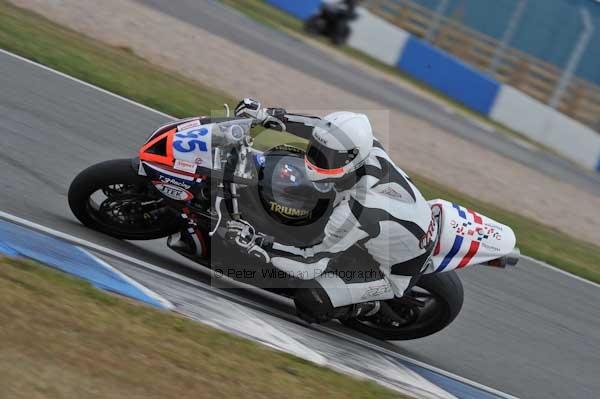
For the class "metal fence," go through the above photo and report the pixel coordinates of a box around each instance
[366,0,600,131]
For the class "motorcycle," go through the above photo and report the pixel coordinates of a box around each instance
[68,107,519,341]
[304,0,360,45]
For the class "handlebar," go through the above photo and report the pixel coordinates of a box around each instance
[207,104,288,258]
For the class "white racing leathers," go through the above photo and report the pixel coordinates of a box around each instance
[268,142,437,308]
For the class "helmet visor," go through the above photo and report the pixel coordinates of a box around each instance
[305,140,357,172]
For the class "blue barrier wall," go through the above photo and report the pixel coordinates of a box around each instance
[265,0,321,20]
[413,0,600,87]
[397,37,500,115]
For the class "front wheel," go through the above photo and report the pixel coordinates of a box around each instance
[341,271,464,341]
[68,158,181,240]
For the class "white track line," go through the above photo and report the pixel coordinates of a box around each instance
[1,47,594,289]
[522,255,600,289]
[0,209,516,398]
[317,325,519,399]
[0,48,173,120]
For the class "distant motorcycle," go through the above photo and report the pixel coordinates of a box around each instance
[68,106,519,341]
[304,0,361,45]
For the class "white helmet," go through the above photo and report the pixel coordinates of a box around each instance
[304,111,373,182]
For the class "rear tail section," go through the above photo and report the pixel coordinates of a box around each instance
[428,199,518,273]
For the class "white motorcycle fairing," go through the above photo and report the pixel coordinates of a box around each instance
[427,199,517,273]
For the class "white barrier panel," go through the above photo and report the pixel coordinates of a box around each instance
[348,8,409,66]
[344,9,600,171]
[543,111,600,171]
[490,85,600,171]
[490,86,549,142]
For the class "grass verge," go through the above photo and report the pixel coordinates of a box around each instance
[0,257,407,398]
[0,1,231,117]
[0,1,599,283]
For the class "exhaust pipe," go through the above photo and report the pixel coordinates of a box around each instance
[485,247,520,268]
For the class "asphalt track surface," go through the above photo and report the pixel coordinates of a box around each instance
[1,50,600,399]
[136,0,600,196]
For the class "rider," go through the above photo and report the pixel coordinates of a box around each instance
[232,98,437,323]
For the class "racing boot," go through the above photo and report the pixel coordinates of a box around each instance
[293,282,385,323]
[167,227,207,260]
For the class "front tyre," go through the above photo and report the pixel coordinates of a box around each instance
[68,158,181,240]
[341,271,464,341]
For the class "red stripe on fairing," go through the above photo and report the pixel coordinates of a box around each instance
[433,237,441,256]
[457,240,480,268]
[467,209,483,224]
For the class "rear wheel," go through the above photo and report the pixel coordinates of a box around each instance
[341,271,464,340]
[68,159,181,240]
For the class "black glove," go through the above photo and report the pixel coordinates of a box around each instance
[255,234,274,250]
[225,220,255,247]
[225,220,272,263]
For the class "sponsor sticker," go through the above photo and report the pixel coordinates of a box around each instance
[481,242,502,252]
[269,201,310,218]
[254,154,266,167]
[177,119,201,131]
[450,219,502,241]
[484,222,505,231]
[360,284,392,300]
[173,159,197,174]
[313,130,328,145]
[153,182,193,201]
[380,185,403,199]
[158,174,191,189]
[420,218,436,249]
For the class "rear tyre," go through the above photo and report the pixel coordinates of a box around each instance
[68,158,181,240]
[341,271,464,341]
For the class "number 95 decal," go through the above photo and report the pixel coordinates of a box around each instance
[173,128,209,153]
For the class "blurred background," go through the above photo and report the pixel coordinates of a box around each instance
[369,0,600,129]
[268,0,600,172]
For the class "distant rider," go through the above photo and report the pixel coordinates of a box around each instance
[230,98,437,323]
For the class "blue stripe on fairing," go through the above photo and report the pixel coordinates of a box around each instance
[0,219,169,308]
[596,154,600,172]
[436,235,464,272]
[452,203,466,219]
